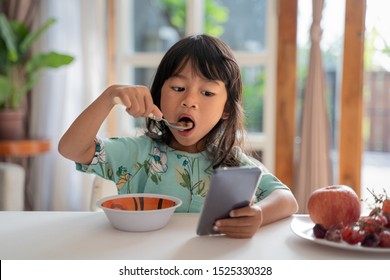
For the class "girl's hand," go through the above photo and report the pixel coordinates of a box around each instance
[213,205,263,239]
[58,84,163,165]
[107,85,163,119]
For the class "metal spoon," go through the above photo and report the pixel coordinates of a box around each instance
[147,113,193,131]
[113,97,193,131]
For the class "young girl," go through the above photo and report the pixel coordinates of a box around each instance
[58,34,298,238]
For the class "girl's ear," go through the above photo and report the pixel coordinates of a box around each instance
[221,112,229,120]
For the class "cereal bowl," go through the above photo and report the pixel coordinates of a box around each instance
[97,193,182,232]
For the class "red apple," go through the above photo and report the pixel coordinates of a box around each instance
[307,185,361,229]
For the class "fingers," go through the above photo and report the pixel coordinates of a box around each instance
[110,85,158,118]
[229,204,260,218]
[151,105,163,119]
[124,86,153,117]
[214,223,256,238]
[214,205,263,239]
[214,217,258,238]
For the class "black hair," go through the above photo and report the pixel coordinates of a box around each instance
[146,34,246,168]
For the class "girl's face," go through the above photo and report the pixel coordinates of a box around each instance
[160,62,228,153]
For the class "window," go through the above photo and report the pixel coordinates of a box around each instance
[297,0,390,203]
[113,0,277,169]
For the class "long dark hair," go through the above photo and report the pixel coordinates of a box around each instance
[146,34,246,168]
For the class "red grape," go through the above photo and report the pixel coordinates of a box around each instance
[379,231,390,248]
[341,226,364,245]
[361,233,380,247]
[325,226,342,242]
[313,224,327,239]
[359,216,383,233]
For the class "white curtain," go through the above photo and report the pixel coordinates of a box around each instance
[296,0,332,213]
[29,0,108,210]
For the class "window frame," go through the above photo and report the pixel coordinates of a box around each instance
[112,0,277,171]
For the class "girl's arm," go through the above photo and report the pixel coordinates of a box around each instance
[58,85,162,164]
[255,189,299,226]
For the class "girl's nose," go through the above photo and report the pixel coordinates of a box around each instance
[181,92,199,109]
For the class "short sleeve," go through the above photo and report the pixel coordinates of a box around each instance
[76,138,116,180]
[238,151,291,202]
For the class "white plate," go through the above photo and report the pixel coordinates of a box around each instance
[290,215,390,253]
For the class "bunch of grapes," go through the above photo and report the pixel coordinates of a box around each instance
[312,189,390,248]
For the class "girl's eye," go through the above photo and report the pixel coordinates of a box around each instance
[202,91,214,97]
[172,87,185,92]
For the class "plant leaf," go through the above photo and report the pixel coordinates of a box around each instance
[25,52,74,74]
[0,13,18,62]
[20,18,56,55]
[0,75,12,105]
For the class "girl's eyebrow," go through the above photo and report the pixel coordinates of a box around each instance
[170,73,221,85]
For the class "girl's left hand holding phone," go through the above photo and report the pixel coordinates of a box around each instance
[213,205,263,239]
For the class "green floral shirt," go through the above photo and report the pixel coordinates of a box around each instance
[76,135,290,212]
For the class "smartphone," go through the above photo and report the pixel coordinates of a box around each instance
[196,166,263,236]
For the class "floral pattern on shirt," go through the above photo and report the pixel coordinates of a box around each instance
[116,166,132,191]
[76,136,290,213]
[175,154,209,198]
[91,139,106,164]
[76,139,115,181]
[149,147,168,183]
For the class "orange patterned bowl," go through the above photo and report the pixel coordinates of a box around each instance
[97,193,182,232]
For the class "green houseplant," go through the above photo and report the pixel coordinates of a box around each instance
[0,13,74,139]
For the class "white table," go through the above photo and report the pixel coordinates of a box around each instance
[0,212,389,260]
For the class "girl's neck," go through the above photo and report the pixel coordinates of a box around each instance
[168,139,206,153]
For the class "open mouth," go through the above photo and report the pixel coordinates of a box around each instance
[177,116,195,130]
